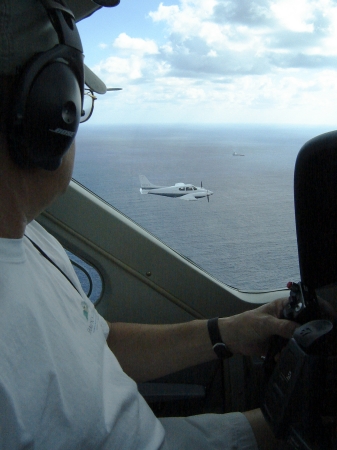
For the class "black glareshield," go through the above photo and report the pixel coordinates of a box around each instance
[295,131,337,306]
[262,131,337,450]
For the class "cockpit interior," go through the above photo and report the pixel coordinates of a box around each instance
[27,1,337,448]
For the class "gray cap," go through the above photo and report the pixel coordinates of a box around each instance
[0,0,106,94]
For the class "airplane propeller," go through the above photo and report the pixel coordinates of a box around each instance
[201,181,210,202]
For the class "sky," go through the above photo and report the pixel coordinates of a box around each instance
[77,0,337,125]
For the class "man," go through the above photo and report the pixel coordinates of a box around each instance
[0,1,297,448]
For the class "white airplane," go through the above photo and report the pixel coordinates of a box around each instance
[139,175,213,201]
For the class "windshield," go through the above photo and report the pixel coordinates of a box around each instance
[75,1,337,291]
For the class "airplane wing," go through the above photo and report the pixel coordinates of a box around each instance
[179,194,198,201]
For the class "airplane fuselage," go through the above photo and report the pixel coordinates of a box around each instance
[141,184,212,199]
[139,176,213,201]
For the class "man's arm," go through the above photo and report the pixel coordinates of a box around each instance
[106,319,216,382]
[106,298,298,383]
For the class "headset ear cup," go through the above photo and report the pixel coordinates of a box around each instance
[10,61,81,171]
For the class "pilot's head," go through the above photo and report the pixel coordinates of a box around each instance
[0,0,105,171]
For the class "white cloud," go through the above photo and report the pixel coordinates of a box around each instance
[271,0,315,32]
[92,55,145,83]
[208,50,217,57]
[149,3,180,23]
[88,0,337,125]
[113,33,159,55]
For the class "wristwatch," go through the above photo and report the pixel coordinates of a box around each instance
[207,317,233,359]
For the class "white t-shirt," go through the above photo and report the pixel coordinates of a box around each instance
[0,221,165,449]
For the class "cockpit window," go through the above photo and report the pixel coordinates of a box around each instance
[75,2,334,291]
[179,187,185,191]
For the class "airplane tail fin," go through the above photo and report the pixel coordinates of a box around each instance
[139,175,155,188]
[139,175,162,194]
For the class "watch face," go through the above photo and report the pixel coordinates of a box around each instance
[213,343,233,359]
[93,0,120,6]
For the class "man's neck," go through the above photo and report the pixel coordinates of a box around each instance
[0,181,29,238]
[0,133,74,239]
[0,135,32,238]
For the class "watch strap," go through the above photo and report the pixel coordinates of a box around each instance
[207,317,233,359]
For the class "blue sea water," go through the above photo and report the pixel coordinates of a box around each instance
[73,123,331,291]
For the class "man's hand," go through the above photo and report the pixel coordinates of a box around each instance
[218,298,299,357]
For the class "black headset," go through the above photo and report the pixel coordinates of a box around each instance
[7,0,84,171]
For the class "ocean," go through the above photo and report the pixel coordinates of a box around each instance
[73,123,331,292]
